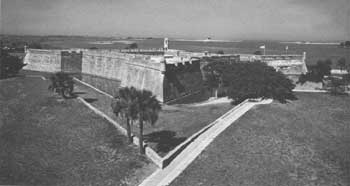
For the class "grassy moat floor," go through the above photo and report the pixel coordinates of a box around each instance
[170,92,350,186]
[0,77,156,186]
[71,77,233,157]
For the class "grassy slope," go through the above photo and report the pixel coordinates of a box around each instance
[0,77,156,186]
[171,92,350,186]
[20,70,234,157]
[71,80,233,156]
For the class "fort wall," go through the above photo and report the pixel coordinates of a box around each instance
[61,51,82,73]
[23,49,61,72]
[261,53,308,75]
[81,50,166,101]
[23,49,203,102]
[22,48,306,103]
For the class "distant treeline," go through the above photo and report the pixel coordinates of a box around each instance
[339,41,350,48]
[1,35,117,51]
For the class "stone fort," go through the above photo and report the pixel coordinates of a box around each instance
[23,40,307,103]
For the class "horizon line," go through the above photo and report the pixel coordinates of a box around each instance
[0,34,347,42]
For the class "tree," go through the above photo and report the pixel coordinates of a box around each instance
[253,51,262,55]
[111,87,139,143]
[337,58,346,71]
[328,77,346,95]
[0,49,26,79]
[340,41,350,48]
[111,87,161,154]
[134,89,161,154]
[125,43,138,49]
[28,42,42,49]
[346,41,350,47]
[298,59,333,84]
[216,50,224,54]
[317,59,332,76]
[203,62,296,104]
[48,72,74,98]
[202,64,222,98]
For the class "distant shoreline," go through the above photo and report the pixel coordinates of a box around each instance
[280,41,340,45]
[171,38,242,43]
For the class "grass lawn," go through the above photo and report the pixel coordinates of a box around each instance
[170,92,350,186]
[19,70,234,157]
[143,101,233,156]
[0,77,156,186]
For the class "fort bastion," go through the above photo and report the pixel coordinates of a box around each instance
[23,44,307,103]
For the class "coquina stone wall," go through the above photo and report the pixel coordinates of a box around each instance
[61,51,82,73]
[23,49,206,102]
[260,54,308,75]
[23,49,61,72]
[81,50,166,101]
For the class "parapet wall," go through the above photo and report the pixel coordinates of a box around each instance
[23,49,61,72]
[24,49,255,103]
[23,49,204,102]
[81,50,204,102]
[260,54,308,75]
[61,51,82,73]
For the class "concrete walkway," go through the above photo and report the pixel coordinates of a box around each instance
[139,99,272,186]
[293,89,327,93]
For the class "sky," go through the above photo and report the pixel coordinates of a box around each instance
[1,0,349,41]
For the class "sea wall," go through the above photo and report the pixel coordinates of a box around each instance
[23,49,61,72]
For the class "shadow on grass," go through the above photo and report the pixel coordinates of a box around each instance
[72,91,86,95]
[169,90,211,105]
[84,98,98,103]
[144,130,186,154]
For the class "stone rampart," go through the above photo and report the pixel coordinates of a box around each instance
[61,51,82,73]
[23,49,61,72]
[260,54,308,75]
[22,49,232,103]
[81,50,166,101]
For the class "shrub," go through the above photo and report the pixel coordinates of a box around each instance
[328,77,346,95]
[125,43,138,49]
[253,51,262,55]
[342,73,350,83]
[216,50,224,54]
[28,42,42,49]
[0,49,26,79]
[297,59,332,84]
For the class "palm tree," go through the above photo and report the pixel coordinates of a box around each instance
[203,64,223,98]
[134,89,161,154]
[111,87,138,143]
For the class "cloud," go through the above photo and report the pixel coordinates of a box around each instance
[2,0,349,40]
[287,0,350,37]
